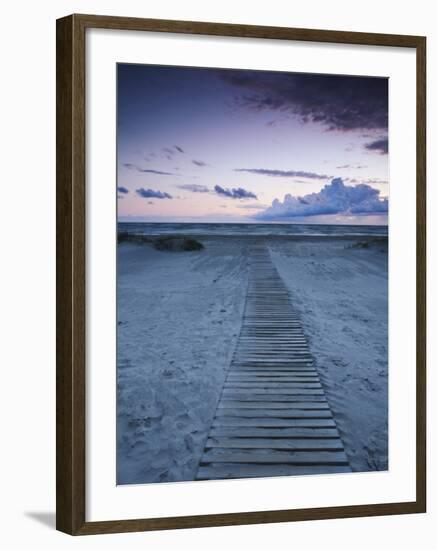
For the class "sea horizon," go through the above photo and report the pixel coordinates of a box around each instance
[118,220,388,238]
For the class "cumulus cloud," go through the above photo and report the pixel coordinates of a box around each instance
[136,188,172,199]
[256,177,388,220]
[234,168,330,180]
[220,71,388,132]
[177,184,210,193]
[123,163,175,176]
[117,186,129,194]
[214,185,257,199]
[364,138,388,155]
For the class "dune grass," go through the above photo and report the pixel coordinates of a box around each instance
[118,232,204,252]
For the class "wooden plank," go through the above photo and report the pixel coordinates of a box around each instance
[229,373,318,378]
[222,394,325,402]
[239,338,308,345]
[234,354,312,358]
[240,329,305,333]
[205,438,343,450]
[238,337,306,340]
[236,349,310,353]
[244,316,300,319]
[238,340,308,343]
[231,366,315,371]
[224,382,322,389]
[229,370,318,375]
[218,401,329,410]
[221,394,327,402]
[223,387,325,397]
[210,427,339,438]
[229,372,318,377]
[197,464,351,480]
[235,357,311,362]
[237,344,309,348]
[235,354,312,358]
[243,325,302,328]
[238,340,306,344]
[227,376,319,382]
[227,376,319,381]
[212,418,336,428]
[216,409,332,418]
[237,344,310,348]
[200,449,349,464]
[233,359,314,364]
[223,388,323,395]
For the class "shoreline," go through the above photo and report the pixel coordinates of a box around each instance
[118,232,388,243]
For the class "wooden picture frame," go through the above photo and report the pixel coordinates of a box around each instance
[56,13,426,535]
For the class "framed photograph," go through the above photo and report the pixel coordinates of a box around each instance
[56,14,426,535]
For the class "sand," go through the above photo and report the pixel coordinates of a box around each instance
[270,238,388,472]
[117,235,388,484]
[116,239,249,484]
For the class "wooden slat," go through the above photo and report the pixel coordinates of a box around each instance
[229,370,318,375]
[205,438,343,450]
[222,388,324,395]
[197,464,351,480]
[230,373,318,378]
[212,418,336,428]
[220,394,327,404]
[234,360,313,364]
[218,401,329,409]
[225,385,322,392]
[227,376,319,382]
[216,409,332,418]
[210,427,339,438]
[200,449,349,465]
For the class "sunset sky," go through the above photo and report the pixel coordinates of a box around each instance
[117,64,389,225]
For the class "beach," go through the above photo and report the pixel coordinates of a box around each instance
[117,233,388,484]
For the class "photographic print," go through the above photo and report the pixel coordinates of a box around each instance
[116,63,389,485]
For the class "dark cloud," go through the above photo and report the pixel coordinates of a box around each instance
[177,184,210,193]
[117,186,129,194]
[234,168,330,180]
[214,185,257,199]
[123,163,175,176]
[364,138,389,155]
[256,177,388,219]
[192,159,208,167]
[136,188,172,199]
[174,145,185,153]
[220,70,388,132]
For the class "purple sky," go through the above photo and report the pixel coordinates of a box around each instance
[117,64,388,225]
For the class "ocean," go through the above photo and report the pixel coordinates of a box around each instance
[118,222,388,238]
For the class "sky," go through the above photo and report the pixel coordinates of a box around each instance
[117,64,389,225]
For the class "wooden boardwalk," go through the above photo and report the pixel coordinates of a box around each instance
[196,243,351,480]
